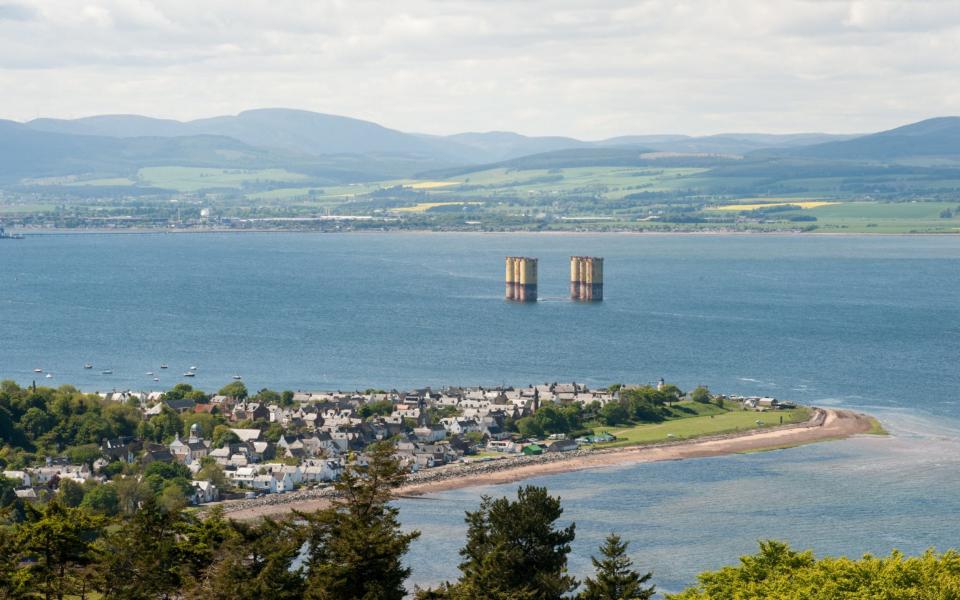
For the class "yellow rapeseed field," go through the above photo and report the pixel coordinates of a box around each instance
[394,201,481,213]
[715,201,838,211]
[407,181,460,189]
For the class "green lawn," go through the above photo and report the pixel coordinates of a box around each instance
[593,406,812,448]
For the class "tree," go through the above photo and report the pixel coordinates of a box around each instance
[58,478,85,508]
[212,425,241,448]
[217,381,248,400]
[16,500,104,600]
[578,534,654,600]
[66,444,102,469]
[429,486,577,600]
[690,386,711,404]
[0,523,29,599]
[516,416,544,438]
[299,441,420,600]
[184,517,305,600]
[196,459,229,491]
[95,496,186,599]
[600,402,628,426]
[666,541,960,599]
[81,483,120,516]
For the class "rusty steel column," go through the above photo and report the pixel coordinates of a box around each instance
[592,257,603,301]
[570,256,580,300]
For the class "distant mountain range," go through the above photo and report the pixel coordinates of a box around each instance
[2,108,959,185]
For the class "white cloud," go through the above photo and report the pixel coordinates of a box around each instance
[0,0,958,137]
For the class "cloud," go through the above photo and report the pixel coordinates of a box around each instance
[0,2,35,20]
[0,0,958,137]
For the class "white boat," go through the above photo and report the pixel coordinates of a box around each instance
[183,372,195,377]
[83,364,93,369]
[45,373,53,379]
[160,364,168,369]
[101,370,113,375]
[153,377,160,382]
[189,366,198,371]
[33,368,42,373]
[146,372,154,376]
[232,375,242,380]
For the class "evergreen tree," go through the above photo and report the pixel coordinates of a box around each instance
[184,517,305,600]
[15,500,104,600]
[95,496,186,599]
[300,441,420,600]
[0,522,29,600]
[424,486,577,600]
[578,534,654,600]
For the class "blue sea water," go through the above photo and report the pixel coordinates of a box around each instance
[3,231,960,594]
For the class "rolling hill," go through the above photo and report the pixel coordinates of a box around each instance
[756,117,960,162]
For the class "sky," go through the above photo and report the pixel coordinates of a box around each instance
[0,0,958,139]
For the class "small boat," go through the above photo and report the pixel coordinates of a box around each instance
[153,377,160,382]
[160,364,168,369]
[146,372,154,376]
[33,368,42,373]
[183,372,195,377]
[232,375,242,380]
[189,366,198,371]
[45,373,53,379]
[101,370,113,375]
[83,364,93,369]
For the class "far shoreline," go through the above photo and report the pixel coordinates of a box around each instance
[6,227,960,238]
[220,407,878,521]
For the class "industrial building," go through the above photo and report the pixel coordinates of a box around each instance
[505,257,538,302]
[570,256,603,301]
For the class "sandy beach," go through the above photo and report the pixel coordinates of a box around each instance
[223,408,874,521]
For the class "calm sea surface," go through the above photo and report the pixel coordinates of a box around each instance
[3,232,960,594]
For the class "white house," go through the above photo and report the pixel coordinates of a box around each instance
[2,470,30,487]
[191,480,219,504]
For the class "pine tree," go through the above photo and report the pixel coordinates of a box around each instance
[95,495,186,599]
[184,517,305,600]
[421,485,577,600]
[578,534,654,600]
[300,441,420,600]
[15,499,104,600]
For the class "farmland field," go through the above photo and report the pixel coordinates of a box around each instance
[137,167,310,192]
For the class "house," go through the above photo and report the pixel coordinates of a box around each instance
[230,428,262,442]
[191,480,219,504]
[142,443,175,464]
[486,440,519,453]
[440,417,481,436]
[169,424,211,463]
[100,437,141,463]
[546,439,579,453]
[413,424,447,443]
[2,470,31,487]
[14,488,39,502]
[301,460,340,482]
[164,398,196,414]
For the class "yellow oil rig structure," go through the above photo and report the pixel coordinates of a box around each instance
[570,256,604,301]
[504,257,538,302]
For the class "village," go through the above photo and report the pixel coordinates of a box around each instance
[2,380,792,507]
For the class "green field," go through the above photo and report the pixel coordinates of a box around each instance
[593,406,812,448]
[137,167,310,192]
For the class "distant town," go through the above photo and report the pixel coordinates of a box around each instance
[0,378,801,511]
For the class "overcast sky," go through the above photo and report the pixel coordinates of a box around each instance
[0,0,958,139]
